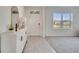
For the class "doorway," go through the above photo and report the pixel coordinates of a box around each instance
[26,7,43,36]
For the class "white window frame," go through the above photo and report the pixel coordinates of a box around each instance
[53,12,73,29]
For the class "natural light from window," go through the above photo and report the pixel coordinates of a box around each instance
[53,12,73,29]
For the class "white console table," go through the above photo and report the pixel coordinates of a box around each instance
[1,29,27,53]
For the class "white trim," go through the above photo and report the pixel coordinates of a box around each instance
[42,7,46,38]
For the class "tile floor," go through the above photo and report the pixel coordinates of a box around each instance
[23,36,56,53]
[23,36,79,53]
[46,36,79,53]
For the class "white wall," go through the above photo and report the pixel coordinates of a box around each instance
[0,6,11,34]
[45,6,79,36]
[17,6,27,31]
[17,6,25,17]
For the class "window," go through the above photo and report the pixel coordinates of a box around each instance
[53,13,61,28]
[53,13,73,29]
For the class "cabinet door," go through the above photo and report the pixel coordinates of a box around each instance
[16,32,22,53]
[21,32,27,52]
[1,33,16,53]
[16,30,27,53]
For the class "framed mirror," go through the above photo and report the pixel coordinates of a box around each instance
[9,6,19,31]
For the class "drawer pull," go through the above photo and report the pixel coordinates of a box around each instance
[21,36,23,41]
[25,32,27,34]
